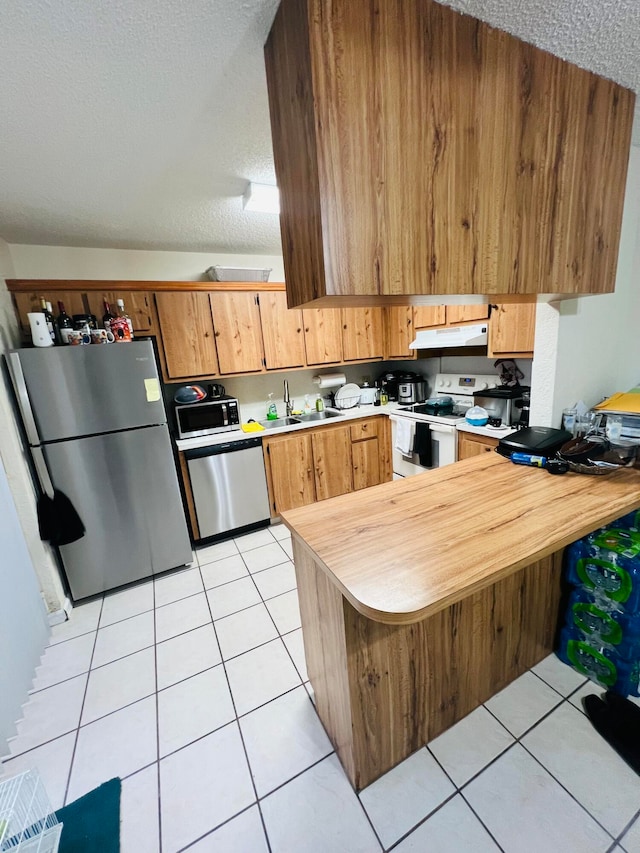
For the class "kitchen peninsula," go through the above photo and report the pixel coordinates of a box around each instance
[282,453,640,790]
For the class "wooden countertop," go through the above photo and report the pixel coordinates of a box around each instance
[282,454,640,625]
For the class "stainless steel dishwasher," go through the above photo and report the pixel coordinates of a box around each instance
[184,436,271,539]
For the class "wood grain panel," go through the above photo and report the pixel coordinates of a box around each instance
[155,292,219,378]
[259,291,306,369]
[177,451,200,541]
[446,305,489,325]
[264,1,327,307]
[457,432,499,461]
[352,439,382,491]
[293,541,356,781]
[209,292,264,374]
[413,306,446,329]
[384,306,415,359]
[7,280,288,293]
[341,307,384,361]
[312,424,353,501]
[266,0,634,305]
[281,452,640,624]
[294,539,562,789]
[85,291,155,332]
[303,308,343,364]
[488,303,536,357]
[13,291,86,338]
[264,433,315,515]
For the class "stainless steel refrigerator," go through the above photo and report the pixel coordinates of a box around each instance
[7,340,192,600]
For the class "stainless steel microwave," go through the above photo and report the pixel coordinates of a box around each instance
[175,395,241,439]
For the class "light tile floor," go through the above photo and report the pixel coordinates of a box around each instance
[2,523,640,852]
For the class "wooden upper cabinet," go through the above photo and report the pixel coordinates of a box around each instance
[303,308,343,365]
[13,291,85,338]
[210,292,264,374]
[385,306,415,360]
[85,291,154,332]
[488,304,536,358]
[265,0,634,306]
[341,307,384,361]
[446,305,489,326]
[413,306,446,329]
[259,291,306,369]
[155,292,219,379]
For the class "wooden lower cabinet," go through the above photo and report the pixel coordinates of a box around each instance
[457,431,499,460]
[264,416,392,516]
[312,425,353,501]
[264,432,315,515]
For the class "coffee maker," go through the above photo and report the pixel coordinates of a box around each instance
[473,386,530,427]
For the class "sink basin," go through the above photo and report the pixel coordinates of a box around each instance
[259,417,302,429]
[295,411,343,422]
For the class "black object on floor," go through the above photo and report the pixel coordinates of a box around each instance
[583,692,640,775]
[413,422,432,467]
[37,489,85,546]
[55,777,121,853]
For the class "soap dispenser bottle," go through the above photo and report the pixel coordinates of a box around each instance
[266,393,278,420]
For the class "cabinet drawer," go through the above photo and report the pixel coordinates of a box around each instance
[350,419,379,442]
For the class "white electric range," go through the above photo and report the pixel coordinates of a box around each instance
[390,372,499,477]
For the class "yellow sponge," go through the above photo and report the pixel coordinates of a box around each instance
[241,422,265,433]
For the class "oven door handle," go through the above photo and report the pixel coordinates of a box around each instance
[390,415,456,436]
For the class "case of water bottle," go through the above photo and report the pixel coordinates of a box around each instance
[558,514,640,696]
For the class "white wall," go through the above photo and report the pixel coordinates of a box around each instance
[530,147,640,427]
[8,245,285,282]
[0,454,49,750]
[0,240,66,611]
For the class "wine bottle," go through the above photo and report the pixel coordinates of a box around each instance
[116,299,134,339]
[55,301,73,344]
[40,298,56,343]
[110,303,132,342]
[102,300,116,333]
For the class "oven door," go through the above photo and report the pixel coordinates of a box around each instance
[391,416,457,477]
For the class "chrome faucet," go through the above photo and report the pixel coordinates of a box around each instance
[284,379,293,417]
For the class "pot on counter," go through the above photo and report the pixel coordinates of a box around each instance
[397,377,428,404]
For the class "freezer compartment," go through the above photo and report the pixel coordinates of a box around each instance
[186,439,270,539]
[44,425,191,599]
[8,341,166,442]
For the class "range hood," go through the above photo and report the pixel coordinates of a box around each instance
[410,324,488,350]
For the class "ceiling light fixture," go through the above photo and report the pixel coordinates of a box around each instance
[243,182,280,214]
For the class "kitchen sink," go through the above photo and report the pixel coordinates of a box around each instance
[295,411,343,422]
[259,417,303,428]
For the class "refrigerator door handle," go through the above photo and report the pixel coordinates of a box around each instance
[7,351,41,446]
[32,445,55,499]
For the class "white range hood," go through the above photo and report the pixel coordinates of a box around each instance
[410,323,488,350]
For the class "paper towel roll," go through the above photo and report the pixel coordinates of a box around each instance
[28,313,53,347]
[313,373,346,389]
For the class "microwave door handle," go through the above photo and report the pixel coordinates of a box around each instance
[7,352,40,446]
[221,403,228,426]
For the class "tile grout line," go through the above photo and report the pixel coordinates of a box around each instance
[197,558,274,853]
[61,595,105,807]
[616,805,640,849]
[473,696,618,844]
[152,567,164,853]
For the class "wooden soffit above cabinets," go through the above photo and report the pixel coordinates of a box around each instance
[264,0,635,309]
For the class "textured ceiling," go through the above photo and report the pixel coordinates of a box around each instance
[0,0,638,255]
